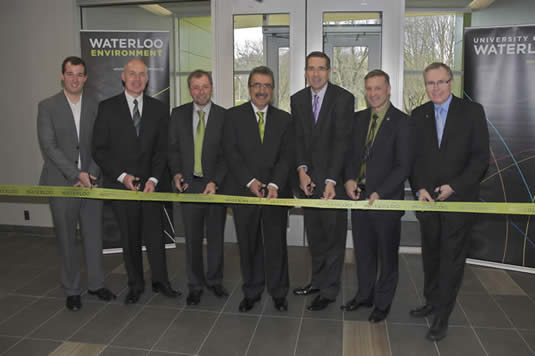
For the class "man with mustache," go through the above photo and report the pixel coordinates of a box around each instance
[223,66,293,312]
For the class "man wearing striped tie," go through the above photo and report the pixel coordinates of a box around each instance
[223,66,293,313]
[168,70,228,306]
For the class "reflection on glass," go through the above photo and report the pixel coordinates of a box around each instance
[323,12,382,110]
[233,14,290,112]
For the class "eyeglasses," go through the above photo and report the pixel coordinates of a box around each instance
[425,79,451,88]
[250,83,273,90]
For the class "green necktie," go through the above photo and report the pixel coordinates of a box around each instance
[257,111,265,143]
[359,113,379,184]
[194,110,205,176]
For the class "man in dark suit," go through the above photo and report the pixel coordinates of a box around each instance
[410,62,489,341]
[341,70,411,322]
[292,52,354,311]
[93,58,179,304]
[168,70,228,306]
[37,56,116,311]
[223,66,292,312]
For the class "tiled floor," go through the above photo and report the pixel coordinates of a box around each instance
[1,230,535,356]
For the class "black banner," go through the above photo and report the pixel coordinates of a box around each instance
[464,25,535,267]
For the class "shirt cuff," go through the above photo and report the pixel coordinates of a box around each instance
[325,179,336,186]
[117,172,127,183]
[246,178,256,188]
[297,165,308,172]
[149,177,159,186]
[268,182,279,190]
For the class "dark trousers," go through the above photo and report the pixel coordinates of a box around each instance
[351,209,401,309]
[417,212,472,320]
[181,202,226,291]
[304,207,347,300]
[232,205,289,299]
[111,200,169,291]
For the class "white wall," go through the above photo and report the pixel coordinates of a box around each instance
[0,0,78,227]
[471,0,535,27]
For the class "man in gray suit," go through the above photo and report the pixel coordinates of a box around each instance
[37,56,115,311]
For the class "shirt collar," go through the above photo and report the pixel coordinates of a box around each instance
[194,101,212,115]
[434,94,453,113]
[251,102,268,116]
[124,91,143,106]
[310,82,328,99]
[372,102,390,120]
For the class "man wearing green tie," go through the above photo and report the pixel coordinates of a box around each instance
[168,70,228,306]
[222,66,293,313]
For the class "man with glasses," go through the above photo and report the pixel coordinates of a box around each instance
[168,70,228,306]
[410,62,489,341]
[341,69,411,322]
[292,51,355,311]
[223,66,293,313]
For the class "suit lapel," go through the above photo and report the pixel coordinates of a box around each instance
[422,102,439,149]
[263,105,277,148]
[120,93,139,138]
[246,102,263,145]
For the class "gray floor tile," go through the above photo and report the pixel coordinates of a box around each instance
[436,326,486,356]
[69,303,141,344]
[247,316,300,356]
[3,338,62,356]
[518,330,535,354]
[0,295,38,322]
[100,345,149,356]
[447,302,469,327]
[153,309,217,354]
[0,298,64,336]
[30,301,106,340]
[508,271,535,296]
[388,323,438,356]
[388,282,427,325]
[476,327,533,356]
[459,266,489,295]
[14,268,60,296]
[0,264,45,292]
[198,313,258,356]
[493,295,535,330]
[0,336,20,354]
[295,318,342,356]
[223,286,266,315]
[458,294,512,328]
[111,306,180,349]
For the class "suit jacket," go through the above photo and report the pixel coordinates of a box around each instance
[92,92,169,190]
[168,102,226,191]
[292,82,355,197]
[344,104,411,205]
[223,102,293,198]
[38,91,100,186]
[411,95,489,202]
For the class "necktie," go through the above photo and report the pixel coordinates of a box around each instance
[194,110,205,176]
[257,111,265,143]
[133,99,141,136]
[312,94,319,123]
[436,107,445,147]
[359,113,379,184]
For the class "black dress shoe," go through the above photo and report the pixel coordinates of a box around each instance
[66,295,81,311]
[186,290,203,305]
[368,306,390,323]
[207,284,228,297]
[293,284,320,296]
[152,282,181,298]
[88,287,116,301]
[239,296,261,312]
[426,315,448,341]
[307,295,334,311]
[273,297,288,312]
[340,298,373,311]
[124,289,142,304]
[410,304,435,318]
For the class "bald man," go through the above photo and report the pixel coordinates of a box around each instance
[93,58,179,304]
